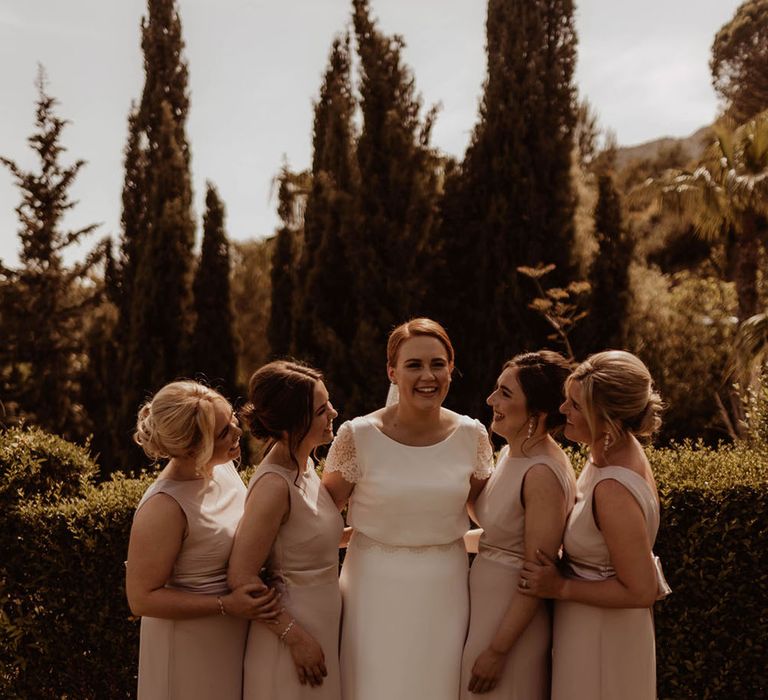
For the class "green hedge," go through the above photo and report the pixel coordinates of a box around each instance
[649,443,768,699]
[1,429,766,698]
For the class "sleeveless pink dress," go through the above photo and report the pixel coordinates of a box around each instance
[242,460,344,700]
[552,460,669,700]
[134,461,248,700]
[460,448,576,700]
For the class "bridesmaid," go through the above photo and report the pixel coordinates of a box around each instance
[126,380,281,700]
[461,351,577,698]
[519,350,670,700]
[228,361,344,699]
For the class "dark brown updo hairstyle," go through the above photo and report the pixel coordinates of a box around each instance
[504,351,573,434]
[387,318,455,367]
[240,360,323,471]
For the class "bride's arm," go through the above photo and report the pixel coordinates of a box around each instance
[322,470,355,511]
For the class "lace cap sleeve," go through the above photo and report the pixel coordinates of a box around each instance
[473,420,494,480]
[323,421,361,484]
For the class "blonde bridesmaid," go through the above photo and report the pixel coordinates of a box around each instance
[126,381,281,700]
[519,351,671,700]
[228,361,344,700]
[461,351,576,698]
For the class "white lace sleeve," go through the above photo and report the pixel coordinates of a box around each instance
[473,421,494,479]
[324,421,361,483]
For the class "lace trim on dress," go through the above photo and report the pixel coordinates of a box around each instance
[473,422,494,479]
[323,421,361,483]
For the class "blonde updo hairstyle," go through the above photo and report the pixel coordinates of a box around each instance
[134,381,231,476]
[566,350,663,446]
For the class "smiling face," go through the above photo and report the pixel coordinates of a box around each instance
[301,380,338,451]
[387,335,452,411]
[210,399,243,465]
[486,366,529,441]
[560,380,595,444]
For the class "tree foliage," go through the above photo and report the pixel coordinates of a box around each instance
[190,183,238,397]
[434,0,579,416]
[116,0,196,468]
[711,0,768,124]
[0,68,103,440]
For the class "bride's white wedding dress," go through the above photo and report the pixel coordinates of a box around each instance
[324,414,492,700]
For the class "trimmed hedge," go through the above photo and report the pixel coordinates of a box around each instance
[1,429,766,698]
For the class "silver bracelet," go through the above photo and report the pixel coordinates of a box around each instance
[279,618,295,644]
[216,596,227,616]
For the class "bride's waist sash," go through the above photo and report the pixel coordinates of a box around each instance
[477,541,525,568]
[352,530,463,554]
[269,563,339,588]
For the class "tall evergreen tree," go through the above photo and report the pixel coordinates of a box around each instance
[0,69,103,438]
[348,0,442,414]
[434,0,578,417]
[268,168,310,359]
[585,174,633,352]
[291,34,359,413]
[117,0,196,467]
[190,183,238,397]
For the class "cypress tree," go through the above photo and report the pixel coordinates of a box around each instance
[434,0,578,417]
[190,183,238,397]
[117,0,196,467]
[348,0,442,414]
[584,174,633,352]
[292,34,359,413]
[268,168,309,359]
[0,69,103,439]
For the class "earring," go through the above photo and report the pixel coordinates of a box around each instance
[527,418,535,439]
[604,432,611,452]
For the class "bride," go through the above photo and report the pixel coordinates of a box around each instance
[322,318,493,700]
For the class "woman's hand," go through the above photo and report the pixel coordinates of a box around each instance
[285,626,327,687]
[467,647,506,694]
[518,549,566,599]
[222,583,282,621]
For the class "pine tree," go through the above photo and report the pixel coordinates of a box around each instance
[190,183,238,397]
[434,0,578,417]
[291,34,359,413]
[0,68,103,438]
[585,174,633,351]
[347,0,442,414]
[117,0,196,468]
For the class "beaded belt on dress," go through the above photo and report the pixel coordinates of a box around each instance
[352,530,463,554]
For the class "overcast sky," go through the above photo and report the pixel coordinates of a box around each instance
[0,0,742,266]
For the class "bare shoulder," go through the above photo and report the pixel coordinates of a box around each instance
[135,491,184,526]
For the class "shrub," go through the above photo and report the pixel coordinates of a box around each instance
[650,442,768,699]
[0,473,152,698]
[0,426,98,509]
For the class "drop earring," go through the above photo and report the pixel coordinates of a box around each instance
[527,418,535,439]
[604,432,611,452]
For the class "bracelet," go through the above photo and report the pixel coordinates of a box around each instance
[216,596,227,616]
[279,618,295,644]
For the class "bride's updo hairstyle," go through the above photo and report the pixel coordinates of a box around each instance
[134,380,230,475]
[504,350,573,435]
[387,318,455,367]
[566,350,663,444]
[240,360,323,471]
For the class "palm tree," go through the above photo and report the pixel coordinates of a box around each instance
[634,110,768,322]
